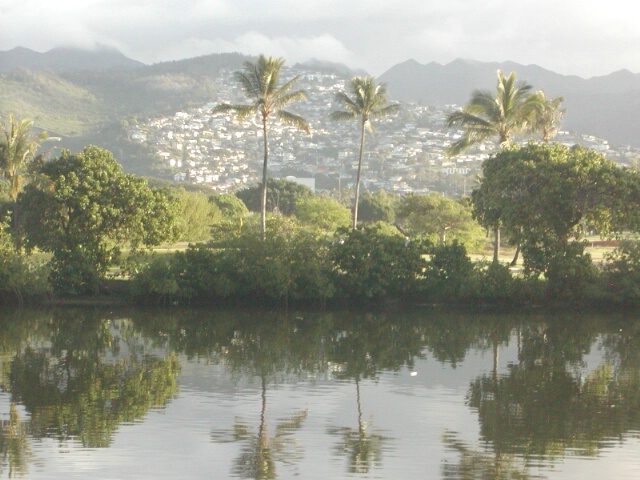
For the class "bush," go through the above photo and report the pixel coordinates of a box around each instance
[331,223,427,301]
[594,240,640,305]
[424,241,476,302]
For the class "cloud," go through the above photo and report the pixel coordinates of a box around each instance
[1,0,639,77]
[155,32,359,69]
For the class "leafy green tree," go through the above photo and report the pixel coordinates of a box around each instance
[236,177,314,216]
[210,193,249,219]
[397,193,484,247]
[473,143,629,299]
[357,189,399,225]
[0,114,48,201]
[330,77,400,229]
[214,55,310,237]
[171,188,222,242]
[15,146,179,294]
[295,195,351,231]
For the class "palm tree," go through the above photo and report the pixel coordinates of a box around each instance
[528,92,565,143]
[0,114,48,201]
[446,71,541,263]
[213,55,310,238]
[330,76,400,229]
[445,71,541,156]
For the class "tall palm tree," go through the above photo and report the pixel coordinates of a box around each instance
[446,70,541,156]
[0,114,48,201]
[446,71,541,263]
[213,55,310,237]
[330,76,400,229]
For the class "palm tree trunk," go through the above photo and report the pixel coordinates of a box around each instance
[352,119,366,229]
[260,115,269,240]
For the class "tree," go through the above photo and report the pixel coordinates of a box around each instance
[446,71,543,262]
[15,146,179,294]
[171,188,222,242]
[295,195,351,231]
[0,114,48,201]
[236,177,314,216]
[472,143,630,299]
[396,193,484,247]
[330,76,400,229]
[357,190,399,225]
[528,92,565,143]
[445,71,541,155]
[213,55,310,238]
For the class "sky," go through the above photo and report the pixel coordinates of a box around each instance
[1,0,639,78]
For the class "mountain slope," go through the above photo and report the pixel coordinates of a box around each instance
[379,58,640,147]
[0,46,144,72]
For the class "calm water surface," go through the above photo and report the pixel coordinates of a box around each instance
[1,306,640,479]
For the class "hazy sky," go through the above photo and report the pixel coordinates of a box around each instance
[2,0,639,78]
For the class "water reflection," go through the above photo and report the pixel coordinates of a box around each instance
[466,317,640,462]
[0,307,638,479]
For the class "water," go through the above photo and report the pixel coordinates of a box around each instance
[1,306,640,479]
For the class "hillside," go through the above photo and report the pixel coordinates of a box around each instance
[0,49,249,157]
[0,47,639,181]
[379,59,640,147]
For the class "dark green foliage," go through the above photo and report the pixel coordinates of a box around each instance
[424,241,475,301]
[594,241,640,305]
[331,223,427,301]
[134,216,335,305]
[236,178,314,216]
[0,221,50,300]
[15,146,179,295]
[357,190,398,224]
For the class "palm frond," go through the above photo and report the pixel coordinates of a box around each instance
[272,90,308,111]
[213,104,258,122]
[277,111,311,134]
[329,110,358,122]
[275,74,304,97]
[370,103,400,119]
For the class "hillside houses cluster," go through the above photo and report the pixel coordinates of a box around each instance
[127,65,639,197]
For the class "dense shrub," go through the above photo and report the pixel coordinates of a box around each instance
[331,223,428,301]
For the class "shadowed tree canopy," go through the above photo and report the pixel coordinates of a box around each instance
[236,177,314,216]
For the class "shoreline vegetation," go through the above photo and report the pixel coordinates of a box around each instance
[6,233,640,313]
[3,63,640,313]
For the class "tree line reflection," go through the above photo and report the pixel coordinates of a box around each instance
[0,307,639,478]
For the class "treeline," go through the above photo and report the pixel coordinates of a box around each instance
[1,141,640,308]
[3,57,640,309]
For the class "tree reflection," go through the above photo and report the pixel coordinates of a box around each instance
[327,376,386,474]
[0,403,31,478]
[466,316,640,463]
[325,313,422,474]
[212,374,308,480]
[8,309,180,448]
[209,314,322,479]
[442,431,541,480]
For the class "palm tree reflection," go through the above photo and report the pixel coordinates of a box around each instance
[211,376,308,480]
[442,431,541,480]
[327,376,386,474]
